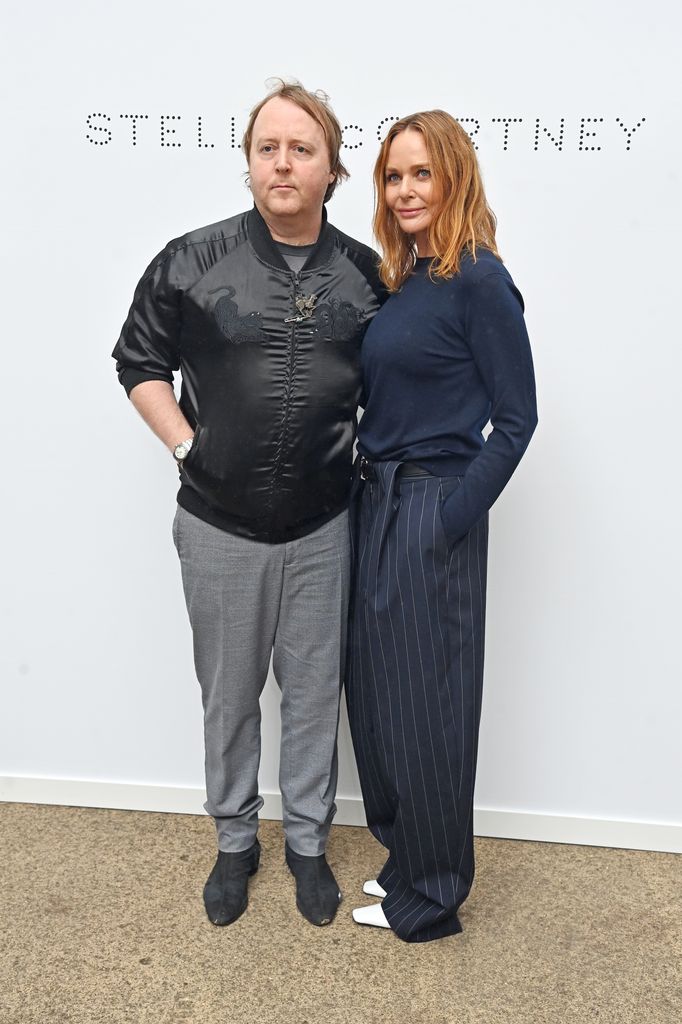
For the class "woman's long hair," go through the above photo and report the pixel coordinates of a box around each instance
[374,110,499,292]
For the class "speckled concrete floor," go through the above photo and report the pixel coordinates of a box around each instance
[0,803,679,1024]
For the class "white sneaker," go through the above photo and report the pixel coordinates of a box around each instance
[362,879,387,899]
[352,903,390,928]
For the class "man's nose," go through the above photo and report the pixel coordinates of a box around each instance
[275,150,291,172]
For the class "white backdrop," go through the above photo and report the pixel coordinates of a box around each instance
[1,0,680,852]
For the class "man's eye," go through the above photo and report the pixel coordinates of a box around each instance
[294,145,308,154]
[261,145,274,153]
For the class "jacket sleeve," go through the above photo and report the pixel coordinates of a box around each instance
[112,247,181,397]
[358,248,388,411]
[440,270,538,544]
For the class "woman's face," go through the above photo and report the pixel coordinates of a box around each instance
[384,128,436,256]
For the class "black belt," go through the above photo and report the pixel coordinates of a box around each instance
[359,457,431,482]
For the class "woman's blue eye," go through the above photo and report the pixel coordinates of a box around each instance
[417,168,430,178]
[386,173,399,183]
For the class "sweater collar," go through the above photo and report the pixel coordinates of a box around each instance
[246,204,334,273]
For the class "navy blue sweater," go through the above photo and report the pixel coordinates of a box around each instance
[358,249,537,543]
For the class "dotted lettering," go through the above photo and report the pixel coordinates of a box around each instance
[578,117,604,152]
[376,116,401,142]
[615,116,646,151]
[492,118,523,151]
[119,114,148,147]
[160,115,182,148]
[196,116,214,149]
[342,124,363,150]
[534,118,565,151]
[457,118,480,150]
[86,112,112,146]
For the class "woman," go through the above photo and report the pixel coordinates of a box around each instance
[347,111,537,942]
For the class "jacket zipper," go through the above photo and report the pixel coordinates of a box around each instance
[282,271,300,440]
[270,272,301,509]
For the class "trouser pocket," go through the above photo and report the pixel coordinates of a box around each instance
[437,476,464,549]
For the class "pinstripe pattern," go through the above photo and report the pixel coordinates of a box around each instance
[347,461,488,943]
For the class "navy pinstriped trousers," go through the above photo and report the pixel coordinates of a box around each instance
[347,460,488,943]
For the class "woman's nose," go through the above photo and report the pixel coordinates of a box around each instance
[398,177,415,199]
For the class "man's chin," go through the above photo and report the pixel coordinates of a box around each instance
[264,197,302,217]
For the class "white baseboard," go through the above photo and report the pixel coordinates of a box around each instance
[1,775,679,853]
[471,808,681,854]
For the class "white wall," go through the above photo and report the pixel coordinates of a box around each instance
[2,0,680,851]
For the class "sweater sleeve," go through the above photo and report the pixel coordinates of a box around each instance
[440,270,538,544]
[112,247,181,397]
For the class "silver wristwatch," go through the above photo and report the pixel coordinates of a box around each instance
[173,437,194,463]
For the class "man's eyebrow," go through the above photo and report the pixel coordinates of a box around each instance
[255,134,318,146]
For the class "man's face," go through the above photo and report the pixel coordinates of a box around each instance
[248,96,335,227]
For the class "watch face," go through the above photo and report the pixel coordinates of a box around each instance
[174,444,188,460]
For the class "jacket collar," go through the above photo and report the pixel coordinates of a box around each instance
[246,204,335,273]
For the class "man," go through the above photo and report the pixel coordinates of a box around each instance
[112,82,384,928]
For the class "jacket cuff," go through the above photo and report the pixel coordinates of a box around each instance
[118,368,174,397]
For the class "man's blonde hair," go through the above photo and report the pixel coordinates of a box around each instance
[242,79,349,203]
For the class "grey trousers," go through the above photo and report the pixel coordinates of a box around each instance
[172,504,350,856]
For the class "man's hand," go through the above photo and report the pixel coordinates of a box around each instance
[129,380,194,456]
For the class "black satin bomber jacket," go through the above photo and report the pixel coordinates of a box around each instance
[113,206,385,543]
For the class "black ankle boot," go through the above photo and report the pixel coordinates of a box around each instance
[285,843,342,926]
[203,839,261,926]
